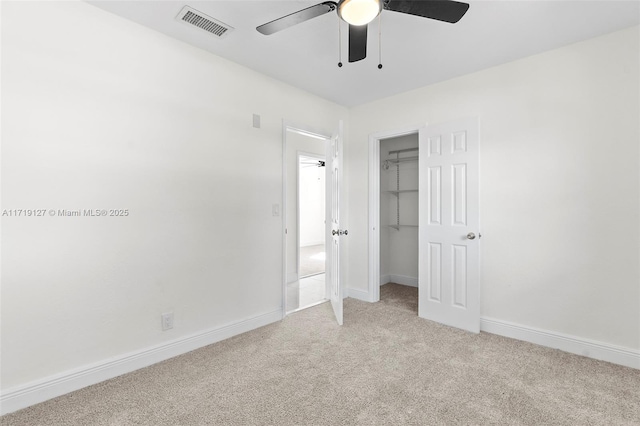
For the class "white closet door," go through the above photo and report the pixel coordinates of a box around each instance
[418,118,480,333]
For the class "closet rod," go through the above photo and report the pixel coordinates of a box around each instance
[388,147,419,155]
[384,156,419,164]
[382,155,419,170]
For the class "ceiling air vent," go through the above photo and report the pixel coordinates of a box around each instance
[176,6,234,39]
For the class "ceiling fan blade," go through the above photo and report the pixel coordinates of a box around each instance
[385,0,469,24]
[257,2,337,35]
[349,25,367,62]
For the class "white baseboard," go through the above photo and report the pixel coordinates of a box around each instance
[347,287,371,302]
[481,317,640,370]
[0,309,283,415]
[381,274,418,288]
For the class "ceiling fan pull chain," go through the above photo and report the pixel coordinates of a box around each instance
[337,14,343,68]
[378,12,383,69]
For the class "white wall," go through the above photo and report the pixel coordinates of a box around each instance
[0,0,346,397]
[299,160,326,247]
[346,26,640,351]
[380,134,419,285]
[285,133,327,282]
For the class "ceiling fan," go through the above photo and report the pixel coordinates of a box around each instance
[256,0,470,65]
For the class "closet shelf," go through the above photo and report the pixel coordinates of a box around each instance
[383,147,419,168]
[382,156,418,169]
[384,146,419,230]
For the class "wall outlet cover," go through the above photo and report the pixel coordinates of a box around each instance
[161,312,174,331]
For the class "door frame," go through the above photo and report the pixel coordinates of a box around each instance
[368,123,426,303]
[282,121,331,318]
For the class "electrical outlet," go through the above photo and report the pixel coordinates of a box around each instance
[161,312,174,331]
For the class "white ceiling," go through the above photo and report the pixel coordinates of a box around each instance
[89,1,639,107]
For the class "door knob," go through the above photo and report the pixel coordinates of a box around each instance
[467,232,476,240]
[332,230,337,236]
[339,230,348,236]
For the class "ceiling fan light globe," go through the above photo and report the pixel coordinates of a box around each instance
[338,0,382,26]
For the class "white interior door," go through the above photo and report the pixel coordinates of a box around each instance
[327,122,344,325]
[418,118,480,333]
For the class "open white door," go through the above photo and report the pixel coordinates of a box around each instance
[418,118,480,333]
[327,121,344,325]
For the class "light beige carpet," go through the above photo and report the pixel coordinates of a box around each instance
[3,283,639,425]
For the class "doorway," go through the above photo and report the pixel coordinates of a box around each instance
[368,124,423,304]
[379,133,420,312]
[291,153,326,312]
[283,126,330,314]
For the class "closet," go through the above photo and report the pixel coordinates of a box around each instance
[379,133,419,289]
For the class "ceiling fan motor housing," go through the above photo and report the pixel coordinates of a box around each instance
[338,0,383,26]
